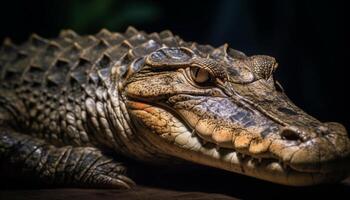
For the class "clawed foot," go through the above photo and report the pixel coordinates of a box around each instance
[85,159,136,189]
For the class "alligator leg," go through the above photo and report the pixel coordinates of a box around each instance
[0,127,135,189]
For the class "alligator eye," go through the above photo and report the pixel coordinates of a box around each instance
[190,66,213,84]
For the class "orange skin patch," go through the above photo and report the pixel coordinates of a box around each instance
[127,101,150,110]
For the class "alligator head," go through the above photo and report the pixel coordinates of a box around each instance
[121,45,350,186]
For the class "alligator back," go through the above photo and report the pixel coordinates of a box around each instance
[0,27,198,146]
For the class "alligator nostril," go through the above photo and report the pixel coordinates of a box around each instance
[280,127,302,141]
[316,125,329,136]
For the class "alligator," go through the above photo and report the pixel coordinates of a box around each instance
[1,27,350,188]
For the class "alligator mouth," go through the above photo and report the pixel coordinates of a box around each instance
[156,127,349,186]
[127,99,350,186]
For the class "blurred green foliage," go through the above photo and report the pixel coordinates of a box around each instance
[65,0,160,32]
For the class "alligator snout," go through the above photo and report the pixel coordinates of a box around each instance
[324,122,349,137]
[280,122,346,142]
[274,122,350,175]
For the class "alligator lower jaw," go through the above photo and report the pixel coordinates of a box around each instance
[141,125,348,186]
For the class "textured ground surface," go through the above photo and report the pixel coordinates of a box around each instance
[0,187,237,200]
[1,164,350,200]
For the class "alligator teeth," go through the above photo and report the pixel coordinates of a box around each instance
[241,154,245,159]
[215,145,220,151]
[191,129,196,137]
[258,158,262,163]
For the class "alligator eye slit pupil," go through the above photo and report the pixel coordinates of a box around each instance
[191,67,212,85]
[194,67,200,78]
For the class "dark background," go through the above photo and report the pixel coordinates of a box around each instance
[0,0,349,199]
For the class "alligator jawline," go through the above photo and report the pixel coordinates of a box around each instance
[126,98,315,175]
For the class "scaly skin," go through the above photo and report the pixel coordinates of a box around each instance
[0,27,349,187]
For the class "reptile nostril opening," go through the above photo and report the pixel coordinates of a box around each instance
[316,125,329,136]
[281,128,302,141]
